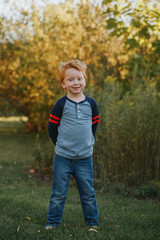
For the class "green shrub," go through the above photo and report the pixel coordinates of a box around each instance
[93,82,160,186]
[33,133,54,178]
[96,181,160,199]
[133,181,160,199]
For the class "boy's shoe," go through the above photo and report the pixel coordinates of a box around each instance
[45,226,54,230]
[86,221,100,232]
[88,226,99,232]
[45,223,59,230]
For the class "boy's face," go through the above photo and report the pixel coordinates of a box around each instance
[61,68,86,96]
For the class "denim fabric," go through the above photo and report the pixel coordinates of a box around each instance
[46,154,99,227]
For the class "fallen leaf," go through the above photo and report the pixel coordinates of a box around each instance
[17,225,20,232]
[29,169,35,173]
[88,228,98,232]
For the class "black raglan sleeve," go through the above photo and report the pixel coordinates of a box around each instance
[92,100,99,136]
[48,96,66,145]
[87,96,99,136]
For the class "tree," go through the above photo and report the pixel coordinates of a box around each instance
[103,0,160,90]
[0,0,121,129]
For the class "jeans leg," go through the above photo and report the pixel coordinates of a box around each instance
[73,157,99,226]
[46,154,72,226]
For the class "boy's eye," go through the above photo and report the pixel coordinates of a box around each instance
[69,79,73,81]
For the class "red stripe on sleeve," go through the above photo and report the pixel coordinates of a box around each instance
[49,118,60,124]
[50,114,61,120]
[92,119,99,125]
[92,115,99,120]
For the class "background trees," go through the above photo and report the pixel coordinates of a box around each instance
[0,0,159,185]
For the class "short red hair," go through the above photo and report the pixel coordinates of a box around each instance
[59,59,87,83]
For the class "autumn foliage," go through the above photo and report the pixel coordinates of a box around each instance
[0,0,160,185]
[1,0,160,130]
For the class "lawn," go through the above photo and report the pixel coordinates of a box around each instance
[0,131,160,240]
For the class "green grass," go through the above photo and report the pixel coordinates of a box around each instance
[0,132,160,240]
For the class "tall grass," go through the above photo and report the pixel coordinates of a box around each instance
[31,83,160,187]
[94,83,160,186]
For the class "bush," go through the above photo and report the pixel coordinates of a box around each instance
[133,181,160,199]
[33,133,54,178]
[93,82,160,186]
[96,181,160,199]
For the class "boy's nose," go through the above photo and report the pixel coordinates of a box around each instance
[74,79,79,84]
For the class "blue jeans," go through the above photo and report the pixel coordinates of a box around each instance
[46,154,99,227]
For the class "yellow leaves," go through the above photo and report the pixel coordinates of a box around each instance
[129,102,134,107]
[0,66,6,73]
[30,92,40,98]
[118,55,129,64]
[120,69,129,79]
[151,180,160,188]
[0,116,28,122]
[1,0,159,132]
[10,78,18,85]
[118,100,123,105]
[104,76,117,85]
[108,57,117,66]
[137,0,145,6]
[47,90,54,97]
[139,39,145,45]
[12,71,19,78]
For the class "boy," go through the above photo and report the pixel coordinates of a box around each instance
[46,59,100,229]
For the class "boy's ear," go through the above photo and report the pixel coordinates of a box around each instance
[61,82,66,89]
